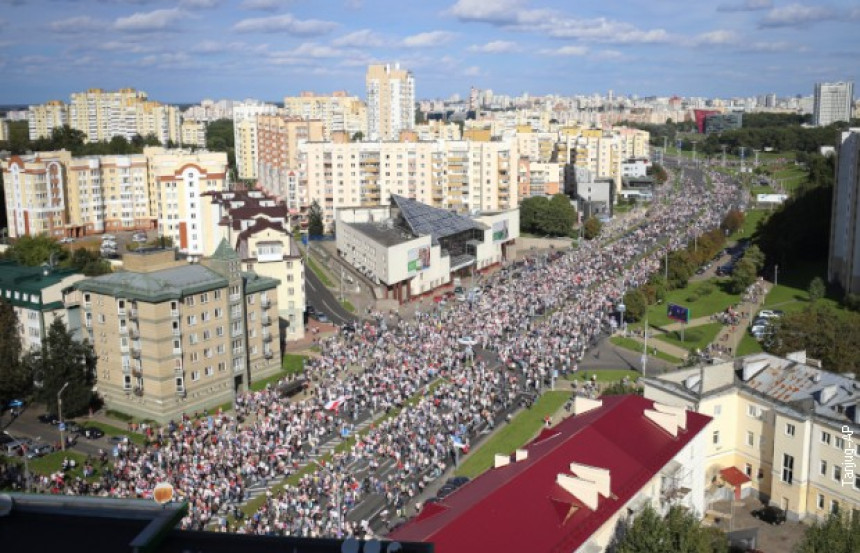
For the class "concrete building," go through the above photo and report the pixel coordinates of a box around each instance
[179,120,207,149]
[336,195,518,301]
[390,395,711,553]
[0,261,86,352]
[256,115,325,200]
[233,101,279,181]
[704,112,743,134]
[2,151,71,238]
[366,63,415,141]
[295,139,517,230]
[643,352,860,522]
[814,81,854,127]
[517,159,564,198]
[828,128,860,294]
[0,118,8,142]
[27,100,69,140]
[66,244,281,423]
[282,91,367,141]
[68,88,149,142]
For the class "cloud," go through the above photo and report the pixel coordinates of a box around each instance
[467,40,520,53]
[233,13,337,35]
[180,0,221,8]
[332,29,386,48]
[759,3,838,27]
[139,52,193,68]
[540,45,588,56]
[401,30,456,48]
[741,41,804,52]
[447,0,529,24]
[545,18,671,43]
[114,8,186,32]
[191,40,253,54]
[49,16,107,33]
[240,0,282,11]
[693,29,741,45]
[0,0,25,6]
[717,0,772,12]
[463,65,482,77]
[267,42,363,65]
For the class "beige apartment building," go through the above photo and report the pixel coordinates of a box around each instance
[366,63,415,141]
[2,151,71,238]
[69,88,149,142]
[28,100,69,140]
[180,120,207,149]
[293,139,517,230]
[256,115,325,200]
[67,244,281,423]
[233,101,278,180]
[643,352,859,522]
[282,91,367,140]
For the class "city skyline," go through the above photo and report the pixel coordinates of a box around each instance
[0,1,858,104]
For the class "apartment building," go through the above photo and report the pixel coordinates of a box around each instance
[366,63,415,141]
[411,121,462,141]
[0,261,86,352]
[814,81,854,127]
[68,88,149,142]
[180,120,207,149]
[643,352,859,522]
[294,139,517,230]
[233,101,278,180]
[256,115,325,199]
[28,100,69,140]
[2,151,72,238]
[0,118,8,142]
[828,128,860,294]
[282,91,367,140]
[66,245,281,423]
[145,147,230,256]
[517,159,564,198]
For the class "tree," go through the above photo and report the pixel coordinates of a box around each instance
[648,163,668,185]
[795,512,860,553]
[0,300,31,408]
[720,209,745,234]
[808,277,826,303]
[728,258,757,294]
[764,305,860,374]
[351,131,364,142]
[542,194,577,236]
[622,289,648,322]
[519,196,549,234]
[308,200,325,237]
[4,235,64,266]
[583,217,602,240]
[30,317,97,417]
[611,505,728,553]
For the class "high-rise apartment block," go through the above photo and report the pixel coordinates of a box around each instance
[282,91,367,141]
[366,63,415,141]
[233,100,278,181]
[66,244,281,422]
[256,115,325,200]
[828,128,860,294]
[813,81,854,126]
[28,100,69,139]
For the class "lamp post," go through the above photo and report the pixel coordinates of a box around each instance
[57,381,70,452]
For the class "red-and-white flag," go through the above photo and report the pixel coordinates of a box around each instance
[324,395,351,411]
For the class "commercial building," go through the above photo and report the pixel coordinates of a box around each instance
[643,352,860,522]
[828,128,860,294]
[390,395,711,553]
[256,115,325,200]
[232,101,279,180]
[336,195,518,301]
[814,81,854,127]
[66,244,281,423]
[282,91,367,140]
[0,261,86,352]
[366,63,415,141]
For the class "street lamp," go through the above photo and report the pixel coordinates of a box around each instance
[57,381,69,452]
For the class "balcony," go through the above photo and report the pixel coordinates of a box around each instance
[172,328,181,337]
[132,367,142,378]
[176,387,186,397]
[172,347,182,356]
[262,315,272,326]
[262,333,273,343]
[133,387,144,397]
[118,326,128,335]
[174,365,183,376]
[131,348,141,359]
[129,308,138,320]
[170,309,179,317]
[264,351,273,360]
[261,298,272,309]
[122,365,132,375]
[130,328,140,340]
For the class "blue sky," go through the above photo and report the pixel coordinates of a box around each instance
[0,0,857,104]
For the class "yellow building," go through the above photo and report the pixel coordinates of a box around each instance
[643,352,860,522]
[69,88,149,142]
[282,91,367,140]
[67,244,281,423]
[27,100,69,140]
[2,151,72,238]
[256,115,325,199]
[366,63,415,141]
[232,101,278,180]
[180,120,207,149]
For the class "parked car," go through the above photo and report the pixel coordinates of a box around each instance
[38,413,60,425]
[80,426,105,439]
[132,233,147,243]
[751,505,786,525]
[101,234,116,242]
[25,442,54,459]
[59,237,76,244]
[316,312,331,324]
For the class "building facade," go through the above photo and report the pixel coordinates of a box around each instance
[27,100,68,140]
[814,81,854,127]
[366,63,415,141]
[282,91,367,140]
[232,101,279,181]
[66,245,281,423]
[828,128,860,294]
[256,115,325,200]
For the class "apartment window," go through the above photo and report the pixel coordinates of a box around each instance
[191,370,200,382]
[200,292,209,304]
[785,423,796,436]
[835,436,845,449]
[204,348,213,359]
[821,460,828,476]
[817,494,825,509]
[187,315,197,325]
[821,431,831,445]
[98,314,105,324]
[216,326,224,337]
[746,431,754,447]
[834,465,842,482]
[745,463,752,477]
[170,300,178,312]
[747,405,758,417]
[186,296,195,307]
[218,361,226,372]
[216,344,225,354]
[214,290,222,300]
[214,308,223,318]
[203,330,211,341]
[831,500,839,514]
[247,295,255,305]
[205,366,214,377]
[712,430,720,445]
[782,454,794,484]
[201,311,210,322]
[189,333,199,345]
[713,404,722,416]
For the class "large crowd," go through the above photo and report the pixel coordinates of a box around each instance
[2,163,744,539]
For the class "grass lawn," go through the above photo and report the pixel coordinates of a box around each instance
[306,256,334,287]
[609,336,683,365]
[564,369,642,383]
[82,421,146,446]
[454,391,569,479]
[28,450,100,481]
[733,209,769,242]
[341,299,355,312]
[654,322,723,353]
[762,259,849,317]
[250,355,306,392]
[643,280,740,328]
[736,333,764,356]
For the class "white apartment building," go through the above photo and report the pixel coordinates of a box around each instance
[814,81,854,127]
[233,101,279,181]
[28,100,69,140]
[366,63,415,141]
[828,128,860,294]
[282,91,367,141]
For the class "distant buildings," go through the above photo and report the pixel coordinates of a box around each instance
[366,63,415,141]
[828,127,860,294]
[282,91,367,141]
[813,81,854,126]
[232,100,278,181]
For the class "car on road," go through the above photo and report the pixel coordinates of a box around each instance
[316,312,331,324]
[65,421,83,434]
[751,505,786,525]
[132,233,147,243]
[342,322,356,334]
[25,442,54,459]
[436,483,459,499]
[3,438,31,456]
[108,435,128,445]
[38,413,60,425]
[79,426,105,439]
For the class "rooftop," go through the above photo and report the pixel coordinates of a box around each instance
[350,222,417,248]
[391,194,485,245]
[76,264,228,302]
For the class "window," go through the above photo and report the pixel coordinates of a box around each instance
[218,361,226,372]
[185,296,195,307]
[191,370,200,382]
[713,404,722,416]
[834,465,842,481]
[189,333,198,345]
[200,292,209,304]
[747,404,758,417]
[746,431,754,447]
[203,330,211,341]
[205,366,213,377]
[214,290,222,300]
[745,464,752,477]
[201,311,210,322]
[817,494,824,509]
[782,454,794,484]
[216,326,224,337]
[187,315,197,325]
[785,423,796,436]
[204,348,213,359]
[835,436,845,449]
[216,344,225,354]
[821,460,828,476]
[214,308,223,318]
[831,500,839,514]
[821,431,831,445]
[712,430,720,445]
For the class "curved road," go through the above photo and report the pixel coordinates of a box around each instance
[304,265,360,327]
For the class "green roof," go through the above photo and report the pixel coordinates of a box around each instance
[0,261,82,311]
[211,238,239,261]
[76,264,229,302]
[242,271,280,294]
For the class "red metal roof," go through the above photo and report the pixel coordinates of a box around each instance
[389,395,711,553]
[719,466,751,487]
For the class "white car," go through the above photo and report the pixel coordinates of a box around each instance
[101,234,116,242]
[757,310,777,319]
[59,237,76,244]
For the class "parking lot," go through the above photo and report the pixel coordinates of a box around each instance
[709,497,808,552]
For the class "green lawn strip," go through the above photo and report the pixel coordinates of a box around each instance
[27,450,104,482]
[732,209,769,242]
[653,322,723,353]
[340,299,356,312]
[644,279,740,327]
[82,421,146,446]
[761,259,849,318]
[608,336,683,365]
[306,256,334,287]
[736,333,764,356]
[564,369,642,383]
[249,355,308,392]
[454,391,569,479]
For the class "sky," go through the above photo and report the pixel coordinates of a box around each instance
[0,0,858,104]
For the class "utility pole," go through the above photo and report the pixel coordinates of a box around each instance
[774,264,778,287]
[754,149,760,166]
[691,141,698,167]
[642,317,649,377]
[721,145,727,167]
[664,246,669,281]
[58,381,70,451]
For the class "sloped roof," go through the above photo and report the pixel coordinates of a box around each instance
[390,195,484,245]
[389,395,711,553]
[76,265,228,302]
[211,238,239,261]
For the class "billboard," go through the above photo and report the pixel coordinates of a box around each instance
[667,303,690,324]
[492,220,509,243]
[756,194,788,204]
[407,246,431,273]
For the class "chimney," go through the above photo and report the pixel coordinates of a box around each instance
[494,454,510,469]
[514,449,528,462]
[572,397,603,415]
